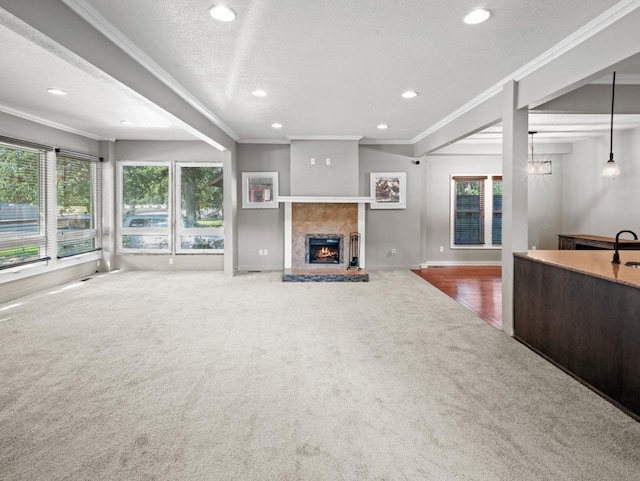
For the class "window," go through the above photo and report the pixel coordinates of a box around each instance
[492,176,502,245]
[118,162,223,254]
[453,176,486,245]
[176,164,224,253]
[56,149,103,258]
[119,163,171,252]
[451,175,501,249]
[0,140,49,269]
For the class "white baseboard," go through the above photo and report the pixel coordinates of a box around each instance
[420,261,502,268]
[237,265,283,272]
[366,264,422,270]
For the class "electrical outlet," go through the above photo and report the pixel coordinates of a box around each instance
[259,249,264,256]
[326,158,331,166]
[439,246,444,253]
[532,246,537,250]
[169,258,173,265]
[264,249,268,256]
[391,248,396,255]
[310,158,315,165]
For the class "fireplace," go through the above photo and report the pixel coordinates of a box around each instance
[306,235,343,264]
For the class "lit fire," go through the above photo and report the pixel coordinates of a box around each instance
[317,246,335,258]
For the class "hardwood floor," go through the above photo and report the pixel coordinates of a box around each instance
[411,266,502,329]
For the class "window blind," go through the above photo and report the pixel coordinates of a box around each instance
[0,140,50,269]
[492,176,502,245]
[452,176,486,245]
[55,149,103,258]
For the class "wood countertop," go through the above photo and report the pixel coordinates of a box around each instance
[514,250,640,289]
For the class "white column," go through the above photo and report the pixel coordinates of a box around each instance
[501,80,529,336]
[358,203,366,269]
[284,202,292,269]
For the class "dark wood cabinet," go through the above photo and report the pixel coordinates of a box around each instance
[514,253,640,420]
[558,234,640,250]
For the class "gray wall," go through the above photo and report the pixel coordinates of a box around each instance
[562,127,640,236]
[113,140,229,271]
[0,111,102,301]
[528,156,563,250]
[424,151,564,266]
[237,144,289,271]
[235,143,424,271]
[290,140,359,196]
[424,154,503,265]
[359,145,422,269]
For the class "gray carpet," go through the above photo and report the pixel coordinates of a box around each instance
[1,269,639,480]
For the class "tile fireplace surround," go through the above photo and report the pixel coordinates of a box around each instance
[279,196,370,281]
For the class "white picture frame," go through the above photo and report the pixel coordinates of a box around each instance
[242,172,279,209]
[370,172,406,209]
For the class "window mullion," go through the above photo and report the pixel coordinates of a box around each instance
[45,150,57,265]
[483,178,491,247]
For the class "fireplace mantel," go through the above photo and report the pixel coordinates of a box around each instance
[277,196,372,204]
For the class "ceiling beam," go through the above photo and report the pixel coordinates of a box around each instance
[413,1,640,155]
[0,0,236,151]
[534,84,640,114]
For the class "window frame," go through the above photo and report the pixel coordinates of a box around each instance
[55,149,103,259]
[117,161,173,254]
[450,174,502,250]
[175,162,224,254]
[491,176,502,246]
[117,161,225,255]
[0,140,50,270]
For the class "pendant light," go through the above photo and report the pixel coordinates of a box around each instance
[527,131,552,175]
[602,71,621,177]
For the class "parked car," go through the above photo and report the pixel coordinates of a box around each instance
[123,212,199,228]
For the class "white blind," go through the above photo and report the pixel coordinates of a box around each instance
[56,149,103,258]
[0,139,50,269]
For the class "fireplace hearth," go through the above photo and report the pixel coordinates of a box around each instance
[306,235,343,264]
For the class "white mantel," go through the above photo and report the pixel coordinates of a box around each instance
[278,196,371,269]
[277,196,372,204]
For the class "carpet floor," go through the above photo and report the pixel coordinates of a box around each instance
[1,269,639,480]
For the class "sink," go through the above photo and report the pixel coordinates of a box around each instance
[625,262,640,268]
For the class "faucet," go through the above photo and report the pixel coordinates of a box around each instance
[612,230,638,264]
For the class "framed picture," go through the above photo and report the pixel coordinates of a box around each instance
[370,172,406,209]
[242,172,279,209]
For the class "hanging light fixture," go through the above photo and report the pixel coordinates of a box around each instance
[602,71,621,177]
[527,131,552,175]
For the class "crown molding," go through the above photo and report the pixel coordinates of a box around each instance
[61,0,240,142]
[239,139,291,145]
[411,0,640,144]
[0,104,106,141]
[359,139,414,145]
[286,135,363,141]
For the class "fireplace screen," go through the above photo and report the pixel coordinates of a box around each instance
[306,235,343,264]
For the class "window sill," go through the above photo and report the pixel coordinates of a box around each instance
[0,251,101,284]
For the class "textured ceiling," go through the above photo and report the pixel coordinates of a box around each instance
[0,0,631,143]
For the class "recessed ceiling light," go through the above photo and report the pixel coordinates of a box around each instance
[209,5,236,22]
[272,123,282,129]
[252,89,267,97]
[47,88,68,96]
[401,90,418,99]
[463,8,491,25]
[377,124,389,130]
[120,120,135,126]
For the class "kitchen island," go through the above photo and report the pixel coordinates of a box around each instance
[514,250,640,420]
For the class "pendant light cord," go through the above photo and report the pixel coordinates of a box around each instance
[610,71,616,157]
